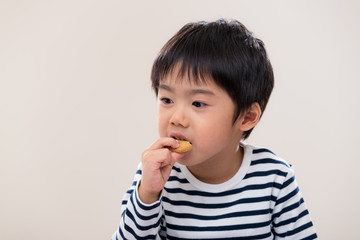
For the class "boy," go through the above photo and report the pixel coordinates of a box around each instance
[112,19,317,239]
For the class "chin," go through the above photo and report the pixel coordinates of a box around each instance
[176,156,192,166]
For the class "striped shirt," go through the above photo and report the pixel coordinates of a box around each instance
[112,143,317,239]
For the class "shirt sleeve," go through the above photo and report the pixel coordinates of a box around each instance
[271,166,318,239]
[111,163,163,240]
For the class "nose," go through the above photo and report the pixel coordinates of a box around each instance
[170,106,190,128]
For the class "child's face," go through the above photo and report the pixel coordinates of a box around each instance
[157,70,244,167]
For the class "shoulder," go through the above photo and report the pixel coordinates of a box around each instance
[242,143,300,200]
[242,142,294,180]
[244,143,291,168]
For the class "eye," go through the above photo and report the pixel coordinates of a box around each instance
[160,97,173,105]
[192,101,207,108]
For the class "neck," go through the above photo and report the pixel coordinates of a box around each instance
[187,145,243,184]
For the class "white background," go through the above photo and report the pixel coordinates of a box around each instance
[1,0,359,239]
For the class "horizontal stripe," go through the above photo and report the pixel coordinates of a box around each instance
[166,231,272,240]
[166,220,271,232]
[172,165,181,172]
[243,169,287,179]
[129,193,160,221]
[123,222,157,240]
[282,175,295,189]
[135,190,161,211]
[164,182,282,197]
[168,175,189,183]
[119,226,127,240]
[125,209,161,231]
[272,198,305,220]
[162,195,276,209]
[277,221,315,238]
[164,208,271,220]
[251,158,290,167]
[253,148,276,155]
[274,209,309,228]
[126,189,134,194]
[302,233,318,240]
[275,187,299,206]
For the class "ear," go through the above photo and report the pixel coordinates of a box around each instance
[236,102,262,132]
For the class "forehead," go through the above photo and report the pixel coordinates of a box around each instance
[159,63,212,87]
[159,70,229,98]
[159,71,211,91]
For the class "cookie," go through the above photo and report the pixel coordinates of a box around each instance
[168,140,192,153]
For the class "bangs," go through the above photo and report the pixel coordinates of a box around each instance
[151,21,222,93]
[155,58,213,88]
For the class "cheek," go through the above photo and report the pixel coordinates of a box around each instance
[194,121,227,146]
[157,109,169,137]
[193,115,234,148]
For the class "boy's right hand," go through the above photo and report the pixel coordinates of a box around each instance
[138,137,182,204]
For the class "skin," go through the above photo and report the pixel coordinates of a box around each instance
[139,70,261,204]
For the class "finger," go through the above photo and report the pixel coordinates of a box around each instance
[169,152,184,164]
[148,137,179,150]
[143,148,172,167]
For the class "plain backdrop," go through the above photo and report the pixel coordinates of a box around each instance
[1,0,359,239]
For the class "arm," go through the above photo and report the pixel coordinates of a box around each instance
[111,164,163,240]
[272,167,318,239]
[112,137,181,240]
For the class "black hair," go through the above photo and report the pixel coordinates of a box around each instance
[151,19,274,139]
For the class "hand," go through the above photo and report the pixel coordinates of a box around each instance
[138,137,182,204]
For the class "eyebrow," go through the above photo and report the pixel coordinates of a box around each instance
[159,84,215,96]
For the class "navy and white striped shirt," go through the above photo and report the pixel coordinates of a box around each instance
[112,143,317,239]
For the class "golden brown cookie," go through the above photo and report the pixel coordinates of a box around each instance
[168,140,192,153]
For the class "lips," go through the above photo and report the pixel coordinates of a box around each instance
[170,133,191,144]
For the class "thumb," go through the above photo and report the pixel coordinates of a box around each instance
[160,152,182,183]
[169,152,184,165]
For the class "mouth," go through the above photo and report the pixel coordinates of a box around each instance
[171,136,192,144]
